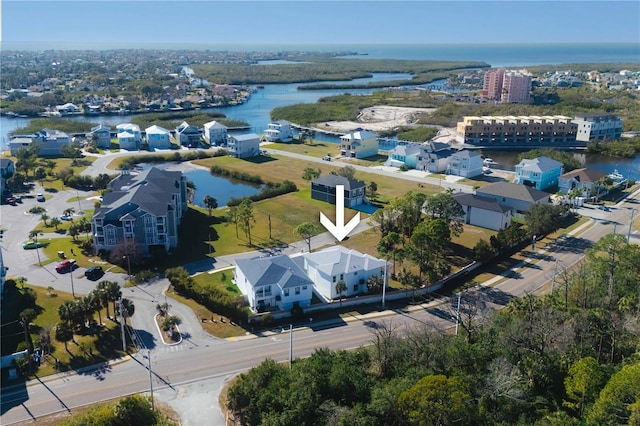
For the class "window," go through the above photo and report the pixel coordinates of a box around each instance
[302,286,307,290]
[284,289,289,297]
[295,287,300,295]
[340,274,344,280]
[353,285,358,292]
[332,276,336,283]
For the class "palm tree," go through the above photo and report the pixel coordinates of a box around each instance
[120,298,135,323]
[87,291,104,325]
[203,195,218,216]
[104,281,122,317]
[41,213,50,227]
[156,302,171,317]
[28,229,43,243]
[54,322,74,354]
[96,282,111,318]
[57,300,75,324]
[335,279,347,307]
[50,217,62,231]
[63,207,76,218]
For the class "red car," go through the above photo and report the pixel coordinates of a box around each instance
[55,259,77,273]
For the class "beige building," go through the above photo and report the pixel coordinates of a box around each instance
[455,115,578,147]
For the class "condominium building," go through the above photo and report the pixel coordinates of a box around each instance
[482,68,532,104]
[573,113,623,142]
[455,115,578,147]
[502,70,532,104]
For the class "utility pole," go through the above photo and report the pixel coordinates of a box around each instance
[628,209,637,244]
[120,298,126,353]
[148,349,155,411]
[382,262,387,308]
[551,259,558,293]
[70,268,75,297]
[289,324,293,369]
[454,292,462,336]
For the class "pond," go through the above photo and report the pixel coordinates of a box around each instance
[138,164,262,208]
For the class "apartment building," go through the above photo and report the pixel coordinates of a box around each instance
[455,115,578,147]
[573,113,624,142]
[482,68,532,104]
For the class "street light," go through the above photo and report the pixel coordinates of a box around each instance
[628,208,637,244]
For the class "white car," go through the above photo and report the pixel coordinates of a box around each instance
[36,193,45,202]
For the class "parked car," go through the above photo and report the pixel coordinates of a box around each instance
[55,259,77,273]
[36,193,45,202]
[85,266,104,281]
[598,205,610,212]
[23,240,45,250]
[60,214,73,221]
[322,156,332,161]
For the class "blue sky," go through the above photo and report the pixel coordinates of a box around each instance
[2,1,639,47]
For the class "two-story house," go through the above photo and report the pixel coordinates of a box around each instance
[90,124,112,149]
[91,168,188,257]
[263,120,294,142]
[311,175,366,208]
[145,125,171,150]
[385,142,452,173]
[446,150,483,177]
[0,158,15,193]
[31,129,72,157]
[476,181,550,216]
[234,254,314,312]
[514,156,563,191]
[116,123,141,151]
[203,121,228,146]
[453,192,513,231]
[294,246,387,301]
[558,167,607,197]
[227,133,260,158]
[339,130,379,159]
[175,121,201,146]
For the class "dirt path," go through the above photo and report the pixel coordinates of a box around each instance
[318,105,437,133]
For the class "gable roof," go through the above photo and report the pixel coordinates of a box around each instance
[341,130,379,140]
[453,193,512,213]
[95,168,182,221]
[297,246,386,277]
[235,255,312,289]
[231,133,259,142]
[145,125,170,135]
[517,156,563,173]
[312,174,366,190]
[477,181,550,203]
[560,167,607,183]
[203,120,227,130]
[451,149,481,159]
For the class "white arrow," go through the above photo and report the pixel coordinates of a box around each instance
[320,185,361,242]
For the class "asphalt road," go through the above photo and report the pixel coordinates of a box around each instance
[1,150,638,425]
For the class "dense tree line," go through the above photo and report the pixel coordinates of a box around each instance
[165,267,248,323]
[226,232,640,425]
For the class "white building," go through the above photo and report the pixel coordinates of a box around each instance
[116,123,141,151]
[203,121,228,145]
[263,120,295,142]
[446,150,483,177]
[234,255,314,312]
[294,246,387,301]
[573,113,624,142]
[228,133,260,158]
[453,193,513,231]
[90,124,112,149]
[340,130,379,159]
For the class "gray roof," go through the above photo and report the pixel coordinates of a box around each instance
[560,167,607,183]
[453,193,512,213]
[477,181,550,202]
[298,246,386,277]
[232,133,259,142]
[516,156,563,173]
[342,130,379,140]
[0,158,14,168]
[95,168,182,222]
[312,174,366,190]
[452,149,481,158]
[235,255,313,289]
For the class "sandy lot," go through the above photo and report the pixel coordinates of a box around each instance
[318,105,437,133]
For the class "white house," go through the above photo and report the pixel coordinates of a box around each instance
[234,255,314,312]
[558,167,607,197]
[340,130,379,159]
[447,150,483,178]
[9,137,34,156]
[203,120,228,145]
[90,124,112,149]
[294,246,387,301]
[55,102,80,115]
[228,133,260,158]
[453,193,512,231]
[145,125,171,150]
[116,123,141,151]
[385,142,452,172]
[476,181,550,216]
[263,120,294,142]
